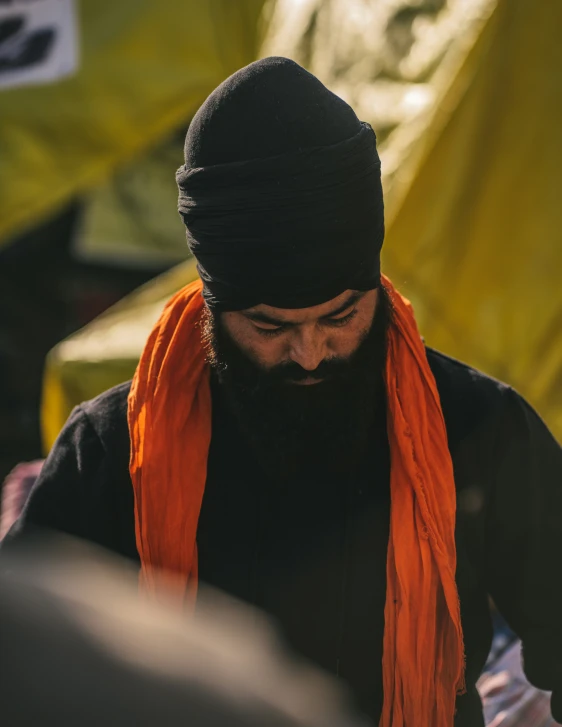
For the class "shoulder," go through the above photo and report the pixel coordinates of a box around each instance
[425,348,513,448]
[425,347,511,401]
[3,381,137,556]
[79,381,132,452]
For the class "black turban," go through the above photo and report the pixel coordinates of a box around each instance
[176,56,384,311]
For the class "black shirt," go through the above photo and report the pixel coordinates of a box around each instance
[6,348,562,726]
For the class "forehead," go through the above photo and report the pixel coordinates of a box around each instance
[244,289,361,324]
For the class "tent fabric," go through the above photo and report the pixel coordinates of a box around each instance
[0,0,266,246]
[41,260,199,452]
[380,0,562,442]
[72,133,189,268]
[264,0,562,441]
[41,0,562,450]
[259,0,499,202]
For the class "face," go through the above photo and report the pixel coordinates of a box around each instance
[220,289,379,385]
[202,285,391,481]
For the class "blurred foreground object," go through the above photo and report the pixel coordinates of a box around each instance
[2,540,559,727]
[0,538,361,727]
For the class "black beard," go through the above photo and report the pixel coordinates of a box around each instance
[202,289,392,482]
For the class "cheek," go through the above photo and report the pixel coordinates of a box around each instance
[221,314,289,368]
[326,325,369,357]
[326,291,378,356]
[250,338,290,368]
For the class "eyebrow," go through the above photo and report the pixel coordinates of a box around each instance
[243,291,365,327]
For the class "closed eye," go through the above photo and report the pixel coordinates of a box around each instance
[253,308,359,336]
[253,322,288,337]
[322,308,358,327]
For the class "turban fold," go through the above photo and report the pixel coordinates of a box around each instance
[177,57,385,310]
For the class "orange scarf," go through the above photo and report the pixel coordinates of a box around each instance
[128,276,465,726]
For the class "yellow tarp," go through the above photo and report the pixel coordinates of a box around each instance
[42,260,199,451]
[42,0,562,449]
[381,0,562,439]
[73,133,189,267]
[0,0,266,245]
[265,0,562,439]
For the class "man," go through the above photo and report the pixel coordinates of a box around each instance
[5,58,562,726]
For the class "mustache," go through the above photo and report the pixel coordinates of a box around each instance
[265,356,354,383]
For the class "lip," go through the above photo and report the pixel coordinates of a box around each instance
[291,377,324,386]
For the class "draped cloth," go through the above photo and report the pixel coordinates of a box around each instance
[128,276,465,726]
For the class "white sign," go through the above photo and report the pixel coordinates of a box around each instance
[0,0,78,90]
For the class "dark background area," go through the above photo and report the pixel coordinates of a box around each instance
[0,203,171,487]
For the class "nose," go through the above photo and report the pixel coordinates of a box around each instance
[288,326,328,371]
